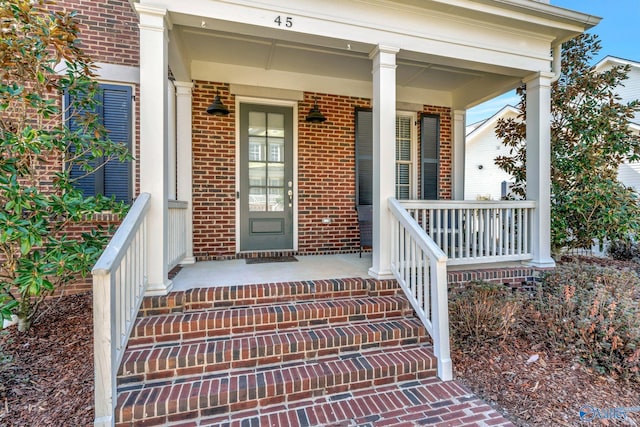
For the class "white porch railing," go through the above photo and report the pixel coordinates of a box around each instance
[92,193,150,427]
[401,200,536,265]
[168,199,188,270]
[388,198,452,381]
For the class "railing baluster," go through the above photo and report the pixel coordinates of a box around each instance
[398,200,535,265]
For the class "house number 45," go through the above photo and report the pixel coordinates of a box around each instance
[274,16,293,28]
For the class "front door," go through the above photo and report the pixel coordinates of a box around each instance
[239,103,294,251]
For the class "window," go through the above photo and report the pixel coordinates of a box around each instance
[65,84,132,203]
[355,109,419,204]
[395,114,414,199]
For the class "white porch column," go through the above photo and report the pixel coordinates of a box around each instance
[167,80,177,200]
[452,109,466,200]
[525,72,556,268]
[369,45,399,280]
[137,5,173,295]
[175,81,195,265]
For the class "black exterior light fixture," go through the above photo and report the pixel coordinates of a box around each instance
[305,96,326,123]
[206,90,230,116]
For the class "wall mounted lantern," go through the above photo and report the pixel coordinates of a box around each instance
[305,96,326,123]
[206,91,230,116]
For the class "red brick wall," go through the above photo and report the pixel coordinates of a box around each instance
[192,82,237,260]
[55,0,139,67]
[190,82,453,259]
[298,93,370,254]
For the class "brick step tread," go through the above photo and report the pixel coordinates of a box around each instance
[129,296,412,347]
[119,317,430,382]
[115,345,437,424]
[139,278,400,316]
[216,378,514,427]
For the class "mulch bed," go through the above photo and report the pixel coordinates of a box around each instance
[453,339,640,426]
[0,293,93,427]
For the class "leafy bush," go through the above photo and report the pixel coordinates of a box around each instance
[449,281,522,349]
[0,0,130,331]
[527,264,640,381]
[608,240,640,261]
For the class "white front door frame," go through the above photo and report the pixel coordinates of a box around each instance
[234,96,299,254]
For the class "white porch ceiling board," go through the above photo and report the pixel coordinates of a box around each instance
[191,60,452,107]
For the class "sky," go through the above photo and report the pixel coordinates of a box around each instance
[466,0,640,124]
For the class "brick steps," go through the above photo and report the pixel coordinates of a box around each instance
[128,295,411,347]
[138,278,400,317]
[115,277,513,426]
[115,344,437,424]
[119,317,429,383]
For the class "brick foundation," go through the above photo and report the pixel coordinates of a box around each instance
[447,266,551,288]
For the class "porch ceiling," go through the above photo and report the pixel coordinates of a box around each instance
[177,25,510,104]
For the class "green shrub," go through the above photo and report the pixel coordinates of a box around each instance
[0,0,130,331]
[608,240,640,261]
[449,281,522,350]
[528,264,640,381]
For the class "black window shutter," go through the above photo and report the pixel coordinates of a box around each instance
[101,84,132,203]
[421,114,440,200]
[355,108,373,206]
[66,89,103,197]
[65,84,132,202]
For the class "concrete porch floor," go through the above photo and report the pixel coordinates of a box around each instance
[171,253,372,291]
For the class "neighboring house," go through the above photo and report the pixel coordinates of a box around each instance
[465,105,519,200]
[595,57,640,190]
[35,0,599,425]
[465,56,640,199]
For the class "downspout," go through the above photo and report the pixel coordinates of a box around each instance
[550,43,561,83]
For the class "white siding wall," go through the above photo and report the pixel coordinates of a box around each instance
[612,61,640,189]
[464,110,517,200]
[618,66,640,123]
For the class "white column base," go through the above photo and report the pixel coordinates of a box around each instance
[526,258,556,269]
[145,279,174,296]
[180,256,196,265]
[368,267,395,280]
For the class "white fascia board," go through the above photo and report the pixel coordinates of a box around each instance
[191,60,452,106]
[154,0,564,74]
[434,0,600,33]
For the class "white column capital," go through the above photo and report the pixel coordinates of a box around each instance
[522,71,554,87]
[369,45,400,69]
[174,81,194,94]
[136,4,170,31]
